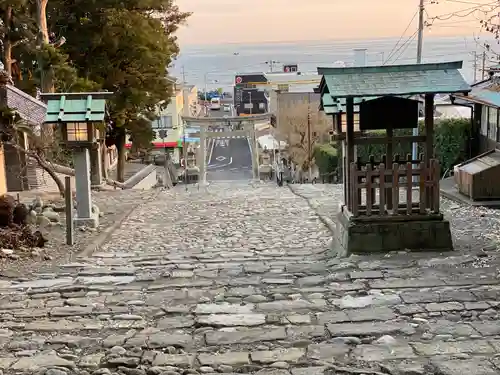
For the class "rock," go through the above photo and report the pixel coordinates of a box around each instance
[27,210,38,225]
[1,248,13,256]
[42,207,61,223]
[199,367,214,373]
[45,369,68,375]
[109,346,126,355]
[32,196,43,209]
[37,215,52,228]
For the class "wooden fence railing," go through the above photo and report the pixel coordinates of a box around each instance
[349,158,440,217]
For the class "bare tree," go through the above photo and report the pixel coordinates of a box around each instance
[279,102,332,170]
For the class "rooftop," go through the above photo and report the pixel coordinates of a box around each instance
[318,61,470,98]
[452,76,500,108]
[42,92,113,123]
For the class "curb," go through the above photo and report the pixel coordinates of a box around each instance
[77,190,161,258]
[287,184,337,235]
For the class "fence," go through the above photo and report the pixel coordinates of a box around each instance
[349,158,440,217]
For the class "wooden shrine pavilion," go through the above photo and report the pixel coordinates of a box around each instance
[318,61,471,255]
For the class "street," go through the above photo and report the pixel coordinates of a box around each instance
[0,183,500,374]
[205,106,253,181]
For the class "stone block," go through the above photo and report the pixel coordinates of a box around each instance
[333,209,453,255]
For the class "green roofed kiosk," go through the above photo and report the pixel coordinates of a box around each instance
[318,61,471,255]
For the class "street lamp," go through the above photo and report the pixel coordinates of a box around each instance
[60,122,100,146]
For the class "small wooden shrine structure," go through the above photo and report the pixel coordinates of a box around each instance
[318,61,471,255]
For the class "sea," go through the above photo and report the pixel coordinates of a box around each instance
[169,35,499,92]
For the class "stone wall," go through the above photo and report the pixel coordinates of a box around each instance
[25,159,75,193]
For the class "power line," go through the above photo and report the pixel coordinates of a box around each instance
[384,30,419,65]
[427,1,498,21]
[384,10,419,65]
[392,32,419,63]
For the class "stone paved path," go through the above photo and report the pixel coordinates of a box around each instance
[1,182,500,375]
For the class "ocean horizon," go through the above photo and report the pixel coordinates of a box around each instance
[170,34,500,91]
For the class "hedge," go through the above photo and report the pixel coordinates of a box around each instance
[314,143,339,176]
[314,118,470,177]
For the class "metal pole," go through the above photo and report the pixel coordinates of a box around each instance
[64,176,74,245]
[413,0,425,182]
[163,139,168,188]
[249,92,252,115]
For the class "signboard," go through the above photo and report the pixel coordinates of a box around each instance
[244,103,253,109]
[235,76,243,84]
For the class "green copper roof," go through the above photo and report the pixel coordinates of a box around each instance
[317,61,470,98]
[320,96,376,113]
[41,92,113,123]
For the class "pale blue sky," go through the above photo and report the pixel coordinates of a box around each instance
[175,0,493,45]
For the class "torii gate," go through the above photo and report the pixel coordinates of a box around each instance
[182,114,272,184]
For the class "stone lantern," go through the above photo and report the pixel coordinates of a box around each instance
[41,92,113,228]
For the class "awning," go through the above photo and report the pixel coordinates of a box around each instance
[125,140,184,149]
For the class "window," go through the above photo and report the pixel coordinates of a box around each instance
[481,105,488,136]
[488,107,498,141]
[66,122,88,142]
[153,116,172,129]
[259,102,265,110]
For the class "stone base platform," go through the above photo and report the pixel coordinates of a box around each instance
[74,213,99,228]
[333,205,453,256]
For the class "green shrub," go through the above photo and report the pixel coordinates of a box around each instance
[314,143,338,175]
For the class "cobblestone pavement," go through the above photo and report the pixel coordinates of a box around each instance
[1,182,500,375]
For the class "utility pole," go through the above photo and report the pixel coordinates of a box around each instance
[204,73,208,105]
[472,51,478,83]
[482,51,487,80]
[265,60,279,72]
[307,92,312,182]
[181,66,186,84]
[413,0,425,182]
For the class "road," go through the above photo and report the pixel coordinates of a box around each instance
[206,107,253,181]
[1,183,500,375]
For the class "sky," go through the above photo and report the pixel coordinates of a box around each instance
[174,0,498,46]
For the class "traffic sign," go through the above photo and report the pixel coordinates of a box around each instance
[235,76,242,84]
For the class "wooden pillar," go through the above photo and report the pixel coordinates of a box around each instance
[425,94,435,210]
[386,125,393,210]
[424,94,435,162]
[334,113,345,198]
[346,98,355,209]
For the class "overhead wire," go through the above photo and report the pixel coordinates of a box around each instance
[384,30,419,65]
[383,9,419,65]
[391,31,419,64]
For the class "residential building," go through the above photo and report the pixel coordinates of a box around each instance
[233,65,320,116]
[0,81,46,192]
[451,74,500,157]
[131,79,200,163]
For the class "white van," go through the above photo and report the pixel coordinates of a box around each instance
[210,97,221,110]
